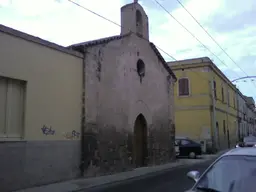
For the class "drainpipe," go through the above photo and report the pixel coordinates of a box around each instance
[210,78,217,152]
[226,85,230,148]
[236,93,240,141]
[167,75,175,159]
[167,75,171,159]
[80,48,87,177]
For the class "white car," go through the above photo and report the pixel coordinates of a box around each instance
[236,135,256,148]
[185,147,256,192]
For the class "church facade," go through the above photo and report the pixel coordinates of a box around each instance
[70,2,177,176]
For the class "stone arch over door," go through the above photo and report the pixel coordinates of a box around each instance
[129,100,152,132]
[129,100,152,167]
[133,113,147,167]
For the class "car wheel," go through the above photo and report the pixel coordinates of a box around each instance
[189,152,196,159]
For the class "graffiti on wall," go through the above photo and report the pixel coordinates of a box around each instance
[41,125,55,135]
[63,130,80,140]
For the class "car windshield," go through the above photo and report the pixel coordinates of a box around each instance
[195,155,256,192]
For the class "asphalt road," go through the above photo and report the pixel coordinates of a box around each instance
[83,159,214,192]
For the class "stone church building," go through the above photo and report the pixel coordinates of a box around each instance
[69,1,177,175]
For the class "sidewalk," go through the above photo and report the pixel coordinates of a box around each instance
[15,150,228,192]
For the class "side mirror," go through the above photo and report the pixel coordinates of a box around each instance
[187,171,200,182]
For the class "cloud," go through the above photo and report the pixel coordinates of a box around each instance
[147,0,256,100]
[149,0,225,60]
[206,0,256,33]
[0,0,122,45]
[0,0,255,100]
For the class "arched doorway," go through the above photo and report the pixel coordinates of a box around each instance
[133,113,148,167]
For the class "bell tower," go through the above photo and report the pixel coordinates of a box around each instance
[120,0,149,40]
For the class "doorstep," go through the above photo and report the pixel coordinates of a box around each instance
[14,151,227,192]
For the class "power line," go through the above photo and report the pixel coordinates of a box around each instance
[66,0,213,83]
[176,0,249,77]
[174,0,256,92]
[152,0,243,79]
[153,0,256,95]
[67,0,177,61]
[66,0,256,98]
[67,0,211,82]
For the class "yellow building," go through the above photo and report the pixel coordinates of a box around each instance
[0,24,83,191]
[168,57,238,152]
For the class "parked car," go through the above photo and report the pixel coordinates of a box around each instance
[185,147,256,192]
[236,135,256,148]
[175,137,202,159]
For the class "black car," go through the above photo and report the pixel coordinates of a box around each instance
[175,137,202,159]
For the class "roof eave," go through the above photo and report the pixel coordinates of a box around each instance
[149,43,177,81]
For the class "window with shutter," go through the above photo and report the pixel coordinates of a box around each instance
[178,78,189,96]
[233,96,236,108]
[227,90,230,105]
[213,80,217,99]
[223,120,226,135]
[221,87,224,102]
[0,77,26,139]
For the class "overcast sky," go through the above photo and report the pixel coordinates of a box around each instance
[1,0,256,101]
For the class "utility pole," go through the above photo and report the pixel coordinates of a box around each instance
[210,79,217,152]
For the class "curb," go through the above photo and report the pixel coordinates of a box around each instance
[15,152,226,192]
[74,156,219,191]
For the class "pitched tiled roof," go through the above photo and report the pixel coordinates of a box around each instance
[69,34,177,80]
[69,34,128,48]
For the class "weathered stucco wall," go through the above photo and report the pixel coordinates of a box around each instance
[82,33,175,176]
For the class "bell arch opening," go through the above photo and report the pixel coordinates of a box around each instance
[135,10,143,36]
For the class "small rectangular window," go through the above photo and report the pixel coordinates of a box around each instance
[223,120,226,135]
[221,87,224,102]
[213,81,217,99]
[0,77,26,138]
[233,96,236,108]
[178,78,189,96]
[227,90,230,105]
